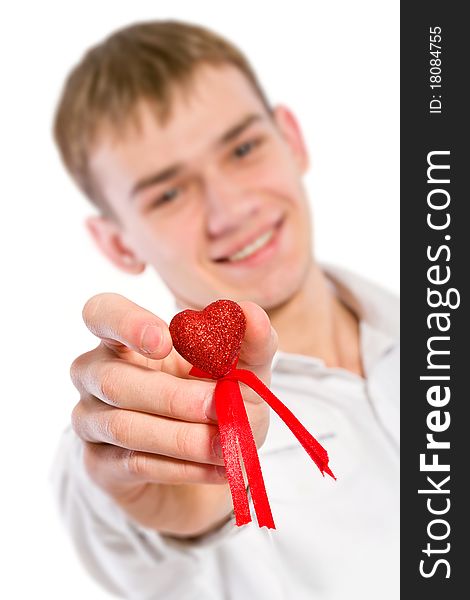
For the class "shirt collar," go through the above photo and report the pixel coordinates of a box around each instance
[321,263,399,341]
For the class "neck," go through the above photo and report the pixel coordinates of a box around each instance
[267,262,364,377]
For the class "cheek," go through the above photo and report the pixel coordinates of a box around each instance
[253,152,305,207]
[140,213,202,266]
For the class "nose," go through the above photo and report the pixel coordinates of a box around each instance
[204,171,259,238]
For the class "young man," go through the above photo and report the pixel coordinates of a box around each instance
[52,21,399,600]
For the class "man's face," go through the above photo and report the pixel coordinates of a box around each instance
[90,65,313,310]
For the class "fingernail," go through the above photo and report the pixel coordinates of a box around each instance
[204,395,218,421]
[141,325,163,353]
[212,434,224,458]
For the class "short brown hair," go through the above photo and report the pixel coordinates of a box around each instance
[53,20,270,215]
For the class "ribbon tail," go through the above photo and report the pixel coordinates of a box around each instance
[215,379,252,526]
[232,369,336,480]
[228,379,276,529]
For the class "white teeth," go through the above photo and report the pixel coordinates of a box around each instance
[228,228,275,262]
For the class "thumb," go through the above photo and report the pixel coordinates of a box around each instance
[237,301,278,383]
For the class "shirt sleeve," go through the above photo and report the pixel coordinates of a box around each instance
[49,426,248,600]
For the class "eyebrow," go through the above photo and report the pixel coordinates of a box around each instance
[130,163,183,198]
[218,113,263,145]
[130,113,264,199]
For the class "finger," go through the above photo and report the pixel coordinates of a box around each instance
[71,354,219,422]
[83,442,228,488]
[82,293,173,359]
[237,301,278,382]
[72,397,225,466]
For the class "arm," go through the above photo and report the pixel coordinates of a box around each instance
[51,426,244,599]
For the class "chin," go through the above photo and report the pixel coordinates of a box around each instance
[228,264,309,311]
[250,286,300,312]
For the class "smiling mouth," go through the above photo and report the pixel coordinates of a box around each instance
[215,220,282,264]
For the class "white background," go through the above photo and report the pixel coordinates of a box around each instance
[0,1,398,597]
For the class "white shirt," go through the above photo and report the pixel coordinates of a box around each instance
[51,265,399,600]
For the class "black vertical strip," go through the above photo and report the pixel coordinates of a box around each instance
[401,2,467,596]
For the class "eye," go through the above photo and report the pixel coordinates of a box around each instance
[233,139,258,158]
[150,187,180,208]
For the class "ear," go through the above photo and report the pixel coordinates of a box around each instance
[85,215,146,275]
[272,105,309,173]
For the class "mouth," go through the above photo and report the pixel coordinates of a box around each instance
[214,218,284,265]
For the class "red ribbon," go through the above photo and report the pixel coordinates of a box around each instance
[190,363,336,529]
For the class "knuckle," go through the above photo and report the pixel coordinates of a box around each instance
[165,378,181,418]
[125,450,147,478]
[71,401,85,436]
[176,460,193,483]
[70,354,86,389]
[99,364,121,405]
[173,425,192,458]
[70,349,102,392]
[105,411,132,446]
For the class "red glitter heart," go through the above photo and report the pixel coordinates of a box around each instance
[169,300,246,378]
